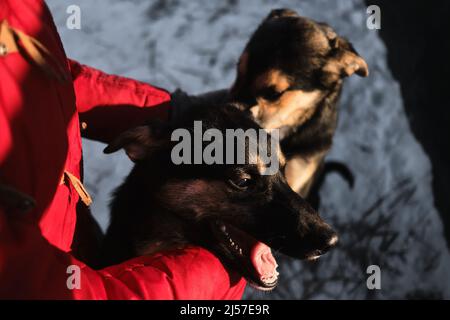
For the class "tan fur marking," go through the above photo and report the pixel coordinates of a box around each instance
[285,154,323,197]
[277,148,286,167]
[250,69,324,129]
[254,69,291,93]
[254,137,285,175]
[254,89,324,129]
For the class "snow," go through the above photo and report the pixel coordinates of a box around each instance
[46,0,450,299]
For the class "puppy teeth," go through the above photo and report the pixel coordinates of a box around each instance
[261,274,278,285]
[260,268,280,285]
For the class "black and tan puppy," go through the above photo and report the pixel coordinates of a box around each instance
[176,8,368,198]
[231,9,369,197]
[100,103,337,290]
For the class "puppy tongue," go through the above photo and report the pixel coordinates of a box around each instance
[218,223,279,284]
[250,241,278,283]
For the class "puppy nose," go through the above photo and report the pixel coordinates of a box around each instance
[312,228,338,254]
[320,232,338,253]
[328,234,339,247]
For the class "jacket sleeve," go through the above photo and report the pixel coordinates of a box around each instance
[69,60,171,143]
[0,213,246,300]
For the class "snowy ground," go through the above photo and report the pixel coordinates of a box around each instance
[47,0,450,299]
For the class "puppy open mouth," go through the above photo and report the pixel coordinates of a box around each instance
[212,221,279,291]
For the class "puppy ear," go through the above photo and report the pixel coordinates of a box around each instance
[103,124,167,162]
[322,40,369,80]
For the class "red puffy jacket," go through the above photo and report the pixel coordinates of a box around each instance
[0,0,246,299]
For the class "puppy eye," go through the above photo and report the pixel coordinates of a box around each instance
[261,89,283,101]
[229,178,252,190]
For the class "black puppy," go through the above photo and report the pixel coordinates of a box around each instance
[174,8,368,198]
[100,103,337,291]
